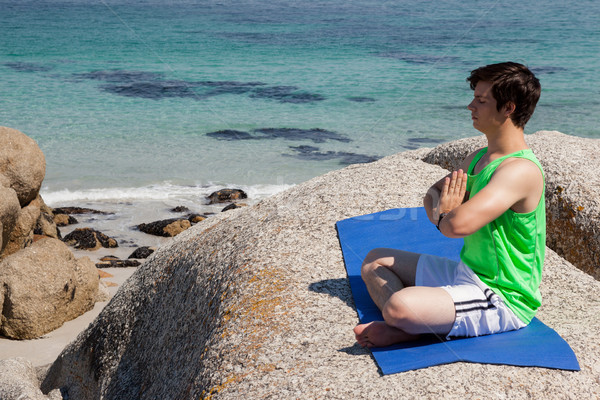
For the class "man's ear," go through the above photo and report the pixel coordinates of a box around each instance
[504,101,516,116]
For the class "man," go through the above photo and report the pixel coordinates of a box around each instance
[354,62,544,347]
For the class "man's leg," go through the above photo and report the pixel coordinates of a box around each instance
[359,248,420,310]
[354,248,455,347]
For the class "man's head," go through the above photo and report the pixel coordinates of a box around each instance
[467,62,541,129]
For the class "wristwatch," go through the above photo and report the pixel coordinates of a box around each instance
[436,212,448,231]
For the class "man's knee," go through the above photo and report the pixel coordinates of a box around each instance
[361,248,387,280]
[382,292,420,333]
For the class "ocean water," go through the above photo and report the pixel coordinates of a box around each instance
[1,0,599,253]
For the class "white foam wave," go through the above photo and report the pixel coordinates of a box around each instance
[40,182,295,206]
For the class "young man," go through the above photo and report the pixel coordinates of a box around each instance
[354,62,544,347]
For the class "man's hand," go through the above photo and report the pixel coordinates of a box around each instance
[433,170,467,221]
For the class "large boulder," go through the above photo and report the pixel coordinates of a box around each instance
[39,137,600,398]
[0,238,99,339]
[421,131,600,279]
[0,126,46,207]
[0,186,20,254]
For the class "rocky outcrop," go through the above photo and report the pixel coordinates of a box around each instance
[0,126,46,207]
[39,133,600,398]
[421,131,600,279]
[0,238,99,339]
[137,218,191,237]
[62,228,118,250]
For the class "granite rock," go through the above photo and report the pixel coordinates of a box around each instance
[0,238,99,339]
[1,194,41,258]
[207,188,248,204]
[39,134,600,399]
[0,126,46,207]
[0,186,20,254]
[0,358,62,400]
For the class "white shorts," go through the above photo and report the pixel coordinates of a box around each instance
[415,254,527,339]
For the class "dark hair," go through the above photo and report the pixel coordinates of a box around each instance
[467,62,541,128]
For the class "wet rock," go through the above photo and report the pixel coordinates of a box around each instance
[0,126,46,207]
[171,205,190,213]
[63,228,118,250]
[52,206,111,215]
[187,214,207,223]
[53,213,78,227]
[0,238,98,339]
[137,218,191,237]
[207,189,248,204]
[96,259,141,268]
[221,203,247,212]
[128,246,155,259]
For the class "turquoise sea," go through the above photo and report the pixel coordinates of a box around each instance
[1,0,599,251]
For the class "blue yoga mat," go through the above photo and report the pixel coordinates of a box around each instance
[336,207,580,374]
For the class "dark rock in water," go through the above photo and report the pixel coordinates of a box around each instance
[137,218,191,237]
[206,127,349,143]
[100,81,197,100]
[187,214,207,223]
[53,214,78,227]
[4,62,53,73]
[73,70,164,83]
[199,80,265,96]
[287,145,380,165]
[128,246,155,259]
[53,207,111,215]
[221,203,247,212]
[207,189,248,204]
[205,130,254,141]
[96,259,141,268]
[249,86,325,103]
[63,228,118,250]
[253,128,350,143]
[347,96,376,103]
[171,206,190,213]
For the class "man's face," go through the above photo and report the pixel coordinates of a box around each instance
[467,81,506,133]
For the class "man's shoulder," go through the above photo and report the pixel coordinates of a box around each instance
[460,147,486,171]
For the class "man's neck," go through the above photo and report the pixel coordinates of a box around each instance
[484,124,527,157]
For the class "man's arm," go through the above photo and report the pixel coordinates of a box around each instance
[437,158,543,238]
[423,149,481,224]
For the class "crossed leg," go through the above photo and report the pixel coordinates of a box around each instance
[353,248,456,347]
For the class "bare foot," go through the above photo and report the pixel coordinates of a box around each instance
[353,321,419,348]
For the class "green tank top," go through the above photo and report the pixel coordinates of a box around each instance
[460,147,546,323]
